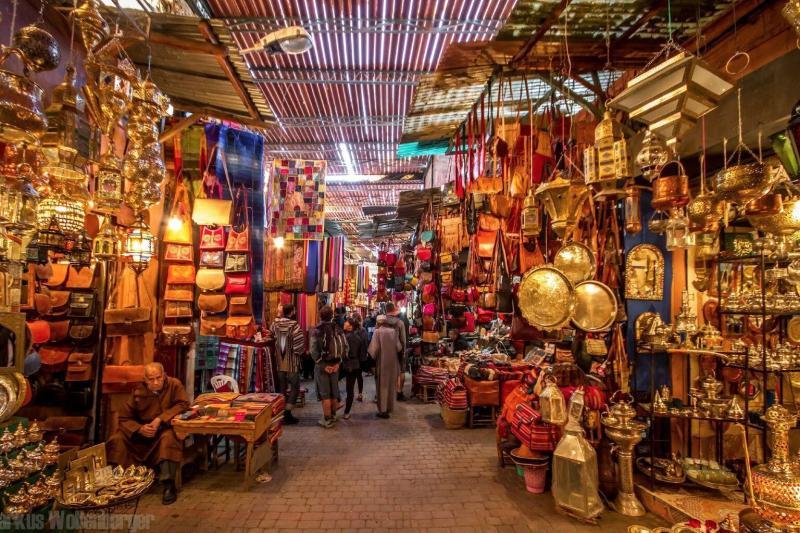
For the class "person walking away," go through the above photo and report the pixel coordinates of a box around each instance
[310,305,347,428]
[269,304,305,425]
[368,315,401,418]
[342,318,367,419]
[353,315,369,401]
[384,303,408,401]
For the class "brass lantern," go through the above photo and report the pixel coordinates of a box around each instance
[635,129,670,182]
[124,216,156,274]
[35,215,66,253]
[539,373,567,425]
[552,388,604,521]
[584,109,631,195]
[69,231,92,269]
[535,172,589,237]
[608,52,734,148]
[521,188,540,237]
[94,153,124,212]
[92,218,120,260]
[624,183,642,234]
[69,0,108,54]
[36,195,85,237]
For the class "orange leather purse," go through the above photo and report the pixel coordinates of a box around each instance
[166,265,196,285]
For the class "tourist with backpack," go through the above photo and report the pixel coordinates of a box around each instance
[368,315,402,419]
[310,305,347,428]
[269,304,305,425]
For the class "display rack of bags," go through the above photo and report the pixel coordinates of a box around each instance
[161,179,195,346]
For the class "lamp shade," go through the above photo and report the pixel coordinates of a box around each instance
[124,217,156,273]
[609,52,733,146]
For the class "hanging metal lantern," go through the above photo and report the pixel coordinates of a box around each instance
[521,188,540,237]
[624,183,642,234]
[26,233,49,264]
[584,109,631,195]
[124,216,156,274]
[92,217,120,260]
[94,153,123,212]
[552,389,604,521]
[609,52,734,148]
[69,231,92,268]
[635,129,670,182]
[69,0,109,54]
[36,195,85,236]
[36,215,66,253]
[535,172,589,237]
[782,0,800,41]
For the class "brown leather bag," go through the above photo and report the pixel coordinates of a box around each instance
[34,290,52,316]
[198,293,227,314]
[200,315,227,336]
[66,266,95,289]
[44,263,69,288]
[166,265,196,285]
[49,320,70,342]
[48,291,70,317]
[165,301,192,318]
[226,315,255,340]
[511,315,539,341]
[160,324,194,346]
[228,295,251,316]
[40,345,71,370]
[196,268,226,291]
[464,376,500,406]
[66,352,94,382]
[27,320,50,344]
[104,276,152,337]
[102,362,145,393]
[69,322,95,342]
[164,284,193,302]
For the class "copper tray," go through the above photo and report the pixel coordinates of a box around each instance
[518,266,574,331]
[572,280,617,332]
[554,242,596,285]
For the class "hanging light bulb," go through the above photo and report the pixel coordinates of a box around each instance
[274,236,285,249]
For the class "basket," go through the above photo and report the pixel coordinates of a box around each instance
[441,406,467,429]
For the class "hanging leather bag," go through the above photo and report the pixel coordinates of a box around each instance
[102,361,145,393]
[199,250,224,268]
[164,243,193,263]
[225,186,250,252]
[163,180,193,244]
[192,145,233,226]
[199,226,226,251]
[226,316,256,340]
[68,293,95,318]
[104,275,152,337]
[197,293,227,314]
[66,266,95,289]
[166,264,196,285]
[225,273,251,295]
[199,315,227,337]
[196,268,226,291]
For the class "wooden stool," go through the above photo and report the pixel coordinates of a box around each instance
[418,383,438,403]
[468,405,497,428]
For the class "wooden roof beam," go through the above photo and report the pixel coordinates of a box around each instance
[682,0,767,54]
[510,0,574,66]
[198,20,261,121]
[170,97,274,131]
[616,0,667,42]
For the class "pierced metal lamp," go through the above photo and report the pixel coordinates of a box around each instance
[124,216,156,274]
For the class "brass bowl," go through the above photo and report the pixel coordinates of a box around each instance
[714,162,774,204]
[517,266,575,331]
[748,198,800,235]
[687,192,725,226]
[572,280,618,332]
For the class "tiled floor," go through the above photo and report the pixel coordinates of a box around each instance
[136,376,665,532]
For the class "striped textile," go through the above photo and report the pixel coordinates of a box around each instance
[269,318,305,373]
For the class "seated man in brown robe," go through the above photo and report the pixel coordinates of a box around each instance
[107,362,189,505]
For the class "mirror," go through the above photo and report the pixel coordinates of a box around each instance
[625,244,664,301]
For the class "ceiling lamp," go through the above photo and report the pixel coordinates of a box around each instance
[608,52,734,148]
[124,216,156,274]
[36,196,85,237]
[240,26,313,55]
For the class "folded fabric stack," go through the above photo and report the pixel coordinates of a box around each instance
[193,392,241,405]
[413,365,449,386]
[437,379,468,410]
[267,394,286,445]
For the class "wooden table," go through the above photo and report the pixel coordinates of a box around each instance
[172,404,275,489]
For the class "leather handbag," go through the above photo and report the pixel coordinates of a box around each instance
[164,284,193,302]
[68,322,95,343]
[478,291,497,310]
[165,301,192,318]
[102,362,145,393]
[229,295,251,316]
[197,293,227,314]
[68,293,95,318]
[163,181,193,244]
[226,315,255,340]
[49,319,70,342]
[192,145,233,226]
[166,264,196,285]
[164,243,193,262]
[35,262,53,280]
[476,230,496,259]
[65,352,94,382]
[199,315,227,337]
[44,263,69,288]
[464,376,500,406]
[196,268,226,291]
[494,233,513,314]
[40,345,71,371]
[160,325,194,346]
[415,245,432,261]
[476,307,495,324]
[66,266,95,289]
[225,273,251,295]
[27,320,50,344]
[200,250,224,268]
[199,225,226,250]
[224,253,250,273]
[226,187,250,252]
[34,290,52,316]
[104,276,152,337]
[511,315,539,341]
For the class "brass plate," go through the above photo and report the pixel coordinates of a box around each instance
[787,316,800,344]
[0,371,26,423]
[554,242,596,285]
[518,266,574,331]
[625,243,664,301]
[572,280,617,332]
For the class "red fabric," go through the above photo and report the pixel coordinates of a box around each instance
[501,379,521,406]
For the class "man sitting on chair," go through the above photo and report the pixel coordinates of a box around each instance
[107,362,189,505]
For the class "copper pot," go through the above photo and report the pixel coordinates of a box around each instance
[0,69,47,144]
[745,192,783,216]
[651,161,690,210]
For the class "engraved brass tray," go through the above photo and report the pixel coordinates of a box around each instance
[572,280,617,332]
[518,266,574,331]
[554,242,596,286]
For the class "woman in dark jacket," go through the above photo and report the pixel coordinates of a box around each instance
[342,317,367,419]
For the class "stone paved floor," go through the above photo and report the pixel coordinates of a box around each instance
[136,375,665,532]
